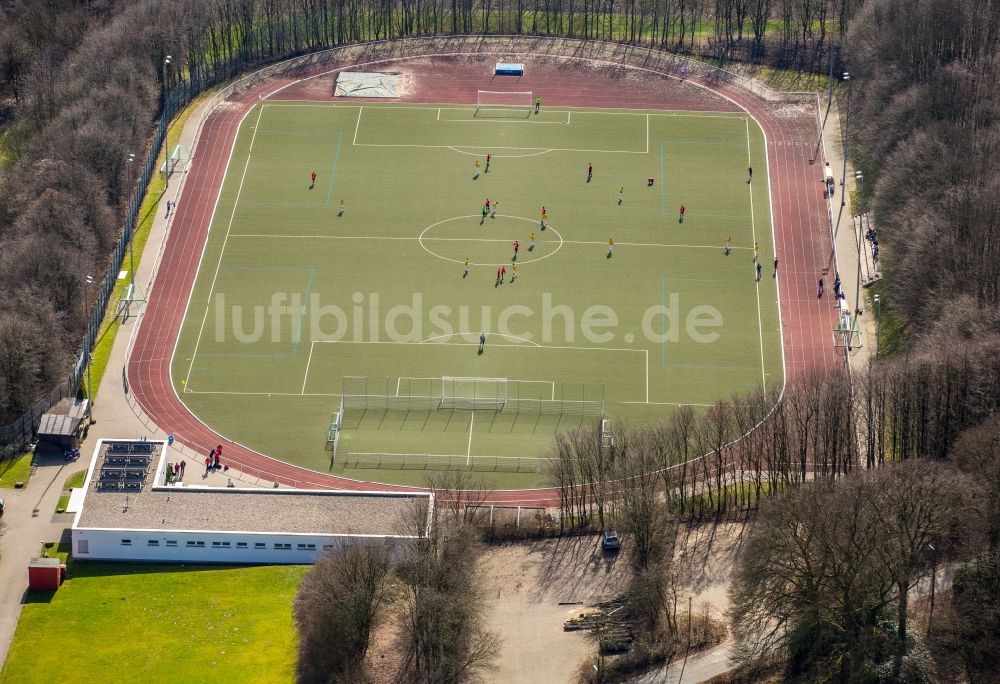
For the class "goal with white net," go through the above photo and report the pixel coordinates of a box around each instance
[440,376,508,410]
[476,90,533,116]
[340,376,605,417]
[161,144,190,179]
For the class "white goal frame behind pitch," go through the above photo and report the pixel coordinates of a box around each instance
[440,376,508,411]
[475,90,533,116]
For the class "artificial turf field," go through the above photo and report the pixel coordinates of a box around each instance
[172,101,783,487]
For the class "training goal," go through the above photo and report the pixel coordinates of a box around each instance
[440,376,508,410]
[161,144,190,178]
[476,90,533,116]
[340,376,605,417]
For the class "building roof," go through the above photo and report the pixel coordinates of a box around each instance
[74,440,430,537]
[37,414,80,437]
[37,398,88,437]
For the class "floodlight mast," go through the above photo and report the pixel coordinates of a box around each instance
[163,55,172,188]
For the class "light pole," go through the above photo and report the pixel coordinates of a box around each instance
[125,152,136,288]
[854,170,864,323]
[163,55,172,189]
[840,72,851,208]
[874,294,881,359]
[84,275,94,423]
[162,54,172,103]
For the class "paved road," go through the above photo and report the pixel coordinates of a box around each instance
[630,642,735,684]
[0,454,78,665]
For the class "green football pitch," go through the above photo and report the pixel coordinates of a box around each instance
[172,101,783,488]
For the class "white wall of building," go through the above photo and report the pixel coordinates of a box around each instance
[72,528,405,564]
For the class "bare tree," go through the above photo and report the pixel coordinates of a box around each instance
[397,515,500,683]
[293,542,393,684]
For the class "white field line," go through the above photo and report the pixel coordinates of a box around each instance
[746,116,767,393]
[312,339,649,355]
[622,400,715,407]
[300,340,316,394]
[265,100,748,119]
[185,390,341,396]
[646,113,650,154]
[466,412,474,466]
[645,349,649,403]
[352,106,363,146]
[179,388,712,406]
[349,451,554,461]
[184,105,266,389]
[353,142,647,154]
[441,117,568,125]
[228,233,749,250]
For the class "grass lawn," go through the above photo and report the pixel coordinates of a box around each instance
[64,470,87,490]
[86,91,214,402]
[0,453,32,488]
[866,280,906,358]
[172,101,782,488]
[54,495,69,514]
[1,563,306,684]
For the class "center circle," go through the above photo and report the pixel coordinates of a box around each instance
[418,215,564,265]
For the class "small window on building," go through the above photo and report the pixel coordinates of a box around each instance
[322,544,335,551]
[77,539,89,554]
[166,540,178,547]
[254,542,266,549]
[186,540,206,548]
[274,543,292,550]
[236,542,248,549]
[297,543,316,551]
[211,541,231,549]
[121,539,132,546]
[147,540,160,547]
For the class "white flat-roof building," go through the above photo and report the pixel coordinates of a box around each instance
[71,439,432,564]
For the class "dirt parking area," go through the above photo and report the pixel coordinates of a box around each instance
[478,535,631,683]
[478,523,747,683]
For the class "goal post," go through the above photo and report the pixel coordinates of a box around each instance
[440,376,508,411]
[476,90,533,116]
[161,144,190,178]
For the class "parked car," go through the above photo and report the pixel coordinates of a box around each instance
[600,530,621,552]
[0,497,5,516]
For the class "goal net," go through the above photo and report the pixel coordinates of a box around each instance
[340,376,605,417]
[476,90,533,116]
[161,145,190,177]
[440,376,508,411]
[325,397,345,458]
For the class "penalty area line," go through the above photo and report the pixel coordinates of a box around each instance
[466,412,474,466]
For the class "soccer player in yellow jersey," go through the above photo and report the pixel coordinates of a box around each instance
[463,257,470,278]
[608,237,614,257]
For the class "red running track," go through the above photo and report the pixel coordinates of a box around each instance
[127,52,840,505]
